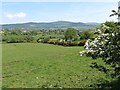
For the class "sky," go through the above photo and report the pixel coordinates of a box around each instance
[1,2,118,24]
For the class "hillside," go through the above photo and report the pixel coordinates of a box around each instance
[1,21,100,30]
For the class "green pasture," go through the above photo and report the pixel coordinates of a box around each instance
[2,43,111,88]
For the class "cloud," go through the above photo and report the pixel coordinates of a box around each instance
[5,12,26,19]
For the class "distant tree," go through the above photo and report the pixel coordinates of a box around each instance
[41,37,50,43]
[24,35,34,42]
[64,28,78,41]
[79,30,94,40]
[30,31,38,35]
[10,29,22,35]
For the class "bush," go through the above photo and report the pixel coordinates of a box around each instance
[3,35,24,43]
[2,35,35,43]
[37,39,41,43]
[79,30,94,40]
[41,37,50,43]
[64,28,78,41]
[48,40,56,44]
[80,21,120,74]
[24,35,34,42]
[63,41,70,46]
[78,40,87,46]
[69,41,79,46]
[57,41,64,45]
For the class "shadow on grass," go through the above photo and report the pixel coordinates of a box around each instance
[90,62,120,90]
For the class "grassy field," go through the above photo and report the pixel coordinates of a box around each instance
[2,43,111,88]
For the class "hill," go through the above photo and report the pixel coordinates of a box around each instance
[1,21,100,30]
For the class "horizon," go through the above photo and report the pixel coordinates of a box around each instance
[1,2,118,24]
[1,20,101,25]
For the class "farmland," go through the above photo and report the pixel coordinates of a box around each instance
[1,2,120,89]
[2,43,112,88]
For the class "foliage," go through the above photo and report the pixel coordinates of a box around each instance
[2,28,94,46]
[24,35,34,42]
[48,40,56,44]
[64,28,78,41]
[80,21,120,75]
[40,39,86,46]
[78,40,87,46]
[2,29,65,43]
[2,35,34,43]
[109,9,120,17]
[41,37,50,43]
[79,30,94,40]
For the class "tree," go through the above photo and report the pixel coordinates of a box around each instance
[79,30,94,40]
[110,5,120,23]
[64,28,78,41]
[80,9,120,88]
[80,10,120,75]
[109,8,120,17]
[81,22,119,61]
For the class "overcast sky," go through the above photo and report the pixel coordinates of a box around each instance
[1,1,118,24]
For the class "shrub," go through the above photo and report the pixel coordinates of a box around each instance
[37,39,41,43]
[78,40,87,46]
[80,21,120,74]
[63,41,70,46]
[2,35,35,43]
[64,28,78,41]
[57,41,64,45]
[24,35,34,42]
[48,40,56,44]
[41,37,50,43]
[69,41,79,46]
[79,30,94,40]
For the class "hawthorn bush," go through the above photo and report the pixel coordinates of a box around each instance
[80,21,120,74]
[80,16,120,88]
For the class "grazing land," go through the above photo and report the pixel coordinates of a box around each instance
[2,43,111,88]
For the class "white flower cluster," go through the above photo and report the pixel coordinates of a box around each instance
[80,23,118,59]
[80,22,120,64]
[102,24,110,30]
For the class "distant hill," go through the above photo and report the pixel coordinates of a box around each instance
[1,21,101,30]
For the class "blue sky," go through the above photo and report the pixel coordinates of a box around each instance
[1,2,118,24]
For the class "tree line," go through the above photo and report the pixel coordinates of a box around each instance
[1,28,94,46]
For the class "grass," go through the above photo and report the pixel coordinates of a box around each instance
[2,43,111,88]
